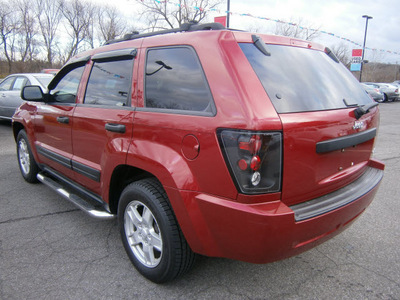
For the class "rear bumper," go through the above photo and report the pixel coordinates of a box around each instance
[290,165,383,221]
[167,159,384,263]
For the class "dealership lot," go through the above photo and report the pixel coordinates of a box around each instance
[0,103,399,299]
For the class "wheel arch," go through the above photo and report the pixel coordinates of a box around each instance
[108,165,157,214]
[12,121,25,142]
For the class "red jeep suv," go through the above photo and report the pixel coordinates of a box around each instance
[13,23,384,283]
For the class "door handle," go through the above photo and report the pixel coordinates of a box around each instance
[105,123,126,133]
[57,116,69,124]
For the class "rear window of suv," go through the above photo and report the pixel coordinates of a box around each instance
[240,43,373,113]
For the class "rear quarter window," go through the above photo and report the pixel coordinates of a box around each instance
[144,46,215,115]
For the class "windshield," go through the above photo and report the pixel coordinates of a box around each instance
[34,75,54,89]
[240,43,373,113]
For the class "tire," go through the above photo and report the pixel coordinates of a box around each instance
[16,130,39,183]
[383,94,388,102]
[118,178,195,283]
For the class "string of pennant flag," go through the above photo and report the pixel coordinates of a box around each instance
[144,0,400,56]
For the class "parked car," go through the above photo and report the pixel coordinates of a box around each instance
[0,73,54,120]
[361,83,384,102]
[41,69,59,75]
[391,81,400,89]
[13,23,384,283]
[363,82,399,102]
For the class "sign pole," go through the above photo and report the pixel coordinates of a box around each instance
[359,15,373,82]
[227,0,230,28]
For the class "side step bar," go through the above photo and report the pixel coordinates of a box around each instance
[37,172,116,220]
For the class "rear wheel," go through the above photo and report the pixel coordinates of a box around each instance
[118,178,195,283]
[383,94,388,102]
[16,130,39,183]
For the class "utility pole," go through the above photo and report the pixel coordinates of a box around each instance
[226,0,230,28]
[359,15,372,82]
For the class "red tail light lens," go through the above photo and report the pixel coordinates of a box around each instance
[218,129,282,194]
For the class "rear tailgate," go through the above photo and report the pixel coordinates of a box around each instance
[239,37,381,206]
[280,108,378,206]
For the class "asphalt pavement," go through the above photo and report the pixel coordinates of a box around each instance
[0,102,399,299]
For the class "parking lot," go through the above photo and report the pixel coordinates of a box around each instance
[0,102,399,300]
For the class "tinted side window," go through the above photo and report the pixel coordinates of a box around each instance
[50,66,85,103]
[145,47,214,114]
[84,59,133,106]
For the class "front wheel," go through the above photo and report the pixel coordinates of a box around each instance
[118,178,195,283]
[16,130,39,183]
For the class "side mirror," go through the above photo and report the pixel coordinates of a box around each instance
[21,85,45,101]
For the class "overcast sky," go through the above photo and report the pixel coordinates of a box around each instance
[229,0,400,63]
[95,0,400,63]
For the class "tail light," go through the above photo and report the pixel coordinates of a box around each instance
[218,129,282,194]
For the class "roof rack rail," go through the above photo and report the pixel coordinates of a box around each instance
[105,22,225,45]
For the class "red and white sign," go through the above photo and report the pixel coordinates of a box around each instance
[352,49,363,57]
[214,16,227,27]
[350,49,363,72]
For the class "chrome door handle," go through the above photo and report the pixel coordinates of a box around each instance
[105,123,126,133]
[57,116,69,124]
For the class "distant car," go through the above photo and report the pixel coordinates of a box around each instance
[392,81,400,89]
[41,69,59,75]
[0,73,54,120]
[363,82,399,102]
[361,83,384,103]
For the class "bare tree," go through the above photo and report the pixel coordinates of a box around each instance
[330,42,351,66]
[61,0,96,62]
[97,5,127,43]
[36,0,63,65]
[275,17,321,41]
[17,0,39,63]
[136,0,222,30]
[0,1,19,72]
[85,4,98,49]
[362,62,399,83]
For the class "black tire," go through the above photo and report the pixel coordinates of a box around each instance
[16,130,39,183]
[383,94,388,102]
[118,178,195,283]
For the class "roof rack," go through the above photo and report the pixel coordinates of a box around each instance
[105,22,225,45]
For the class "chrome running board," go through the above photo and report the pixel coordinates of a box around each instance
[37,172,115,220]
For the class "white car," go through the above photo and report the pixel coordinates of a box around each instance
[0,73,54,120]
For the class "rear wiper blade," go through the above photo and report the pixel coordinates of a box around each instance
[343,98,358,107]
[354,102,379,119]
